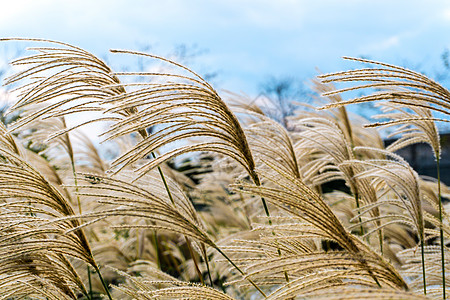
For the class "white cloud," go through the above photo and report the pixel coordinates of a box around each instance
[442,8,450,21]
[360,36,400,53]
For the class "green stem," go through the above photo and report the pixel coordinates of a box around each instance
[252,173,289,283]
[71,159,82,216]
[153,230,161,269]
[152,152,176,205]
[378,228,384,256]
[354,192,364,237]
[88,266,93,300]
[67,130,111,299]
[185,236,205,285]
[214,247,267,298]
[162,235,183,276]
[151,151,205,285]
[421,239,427,295]
[94,264,113,300]
[437,157,446,299]
[68,143,95,298]
[201,243,214,287]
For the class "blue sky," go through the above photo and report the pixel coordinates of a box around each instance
[2,0,450,96]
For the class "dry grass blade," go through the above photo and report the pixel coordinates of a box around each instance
[294,287,430,299]
[111,265,236,300]
[344,147,424,243]
[0,245,86,299]
[0,129,103,297]
[318,56,450,120]
[0,148,94,263]
[292,117,353,185]
[77,171,215,248]
[242,110,301,179]
[371,102,441,159]
[233,166,407,289]
[1,38,123,135]
[103,49,259,183]
[292,115,384,248]
[318,56,448,297]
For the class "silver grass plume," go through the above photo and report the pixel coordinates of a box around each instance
[233,166,407,289]
[103,49,260,184]
[318,56,450,122]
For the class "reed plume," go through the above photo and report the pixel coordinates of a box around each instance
[2,40,449,299]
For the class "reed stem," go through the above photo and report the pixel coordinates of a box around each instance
[201,244,214,286]
[186,235,205,285]
[421,239,427,295]
[151,151,208,285]
[88,266,93,300]
[67,129,111,299]
[93,264,113,300]
[252,173,289,282]
[214,247,267,298]
[437,157,445,299]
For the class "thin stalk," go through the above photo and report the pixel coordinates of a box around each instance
[201,243,214,286]
[378,228,384,256]
[88,266,93,300]
[70,158,82,216]
[261,198,272,226]
[150,151,207,285]
[66,128,111,299]
[149,151,263,293]
[185,236,205,285]
[437,156,446,299]
[69,143,96,299]
[214,247,267,298]
[61,254,90,300]
[421,239,427,295]
[354,192,364,236]
[152,152,176,205]
[340,106,379,245]
[252,173,289,282]
[153,230,161,269]
[137,126,208,283]
[161,236,183,277]
[93,264,113,300]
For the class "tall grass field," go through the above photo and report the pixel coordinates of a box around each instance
[0,38,449,299]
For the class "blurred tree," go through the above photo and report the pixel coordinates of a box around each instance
[259,75,308,128]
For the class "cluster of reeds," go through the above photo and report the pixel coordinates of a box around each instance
[0,39,449,299]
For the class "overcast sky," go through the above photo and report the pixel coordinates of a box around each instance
[2,0,450,96]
